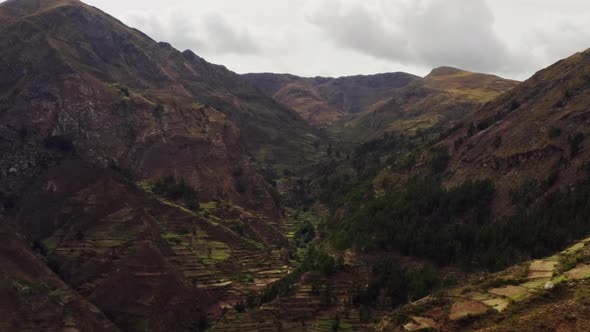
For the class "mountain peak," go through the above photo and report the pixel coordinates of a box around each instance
[0,0,82,16]
[427,66,468,77]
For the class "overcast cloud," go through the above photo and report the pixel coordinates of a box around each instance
[5,0,590,80]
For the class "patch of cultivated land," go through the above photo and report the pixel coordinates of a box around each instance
[375,237,590,331]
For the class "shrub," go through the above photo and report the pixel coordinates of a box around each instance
[493,136,503,149]
[569,132,584,158]
[431,147,450,174]
[549,127,562,138]
[153,176,200,210]
[44,135,74,152]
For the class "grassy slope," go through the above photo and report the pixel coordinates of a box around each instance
[242,72,419,127]
[330,67,519,145]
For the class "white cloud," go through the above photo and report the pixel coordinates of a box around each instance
[124,8,262,55]
[66,0,590,79]
[304,0,529,75]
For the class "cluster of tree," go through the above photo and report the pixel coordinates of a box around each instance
[331,174,590,271]
[350,259,447,309]
[153,175,200,210]
[294,222,315,248]
[236,246,341,311]
[315,132,437,208]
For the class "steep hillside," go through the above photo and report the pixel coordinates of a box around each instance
[376,236,590,331]
[242,72,419,127]
[11,158,293,330]
[0,0,320,216]
[0,0,318,330]
[332,67,519,143]
[0,222,120,331]
[441,49,590,216]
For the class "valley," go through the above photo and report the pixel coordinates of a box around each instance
[2,1,590,331]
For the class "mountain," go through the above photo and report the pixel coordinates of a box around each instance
[331,67,519,143]
[0,0,320,214]
[242,72,419,127]
[441,49,590,216]
[0,222,121,331]
[4,1,590,331]
[376,236,590,331]
[0,0,318,330]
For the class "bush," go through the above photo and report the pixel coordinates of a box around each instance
[569,132,584,158]
[44,135,74,152]
[493,136,503,149]
[153,176,200,210]
[549,127,562,138]
[431,147,450,174]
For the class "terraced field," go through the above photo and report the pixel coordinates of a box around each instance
[377,237,590,331]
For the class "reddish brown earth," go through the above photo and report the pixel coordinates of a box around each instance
[441,49,590,216]
[0,0,315,330]
[242,72,419,127]
[332,67,519,143]
[0,222,120,331]
[0,0,320,216]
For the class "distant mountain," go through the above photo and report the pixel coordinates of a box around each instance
[242,72,419,126]
[332,66,519,142]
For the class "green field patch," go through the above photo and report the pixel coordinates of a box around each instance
[11,277,49,296]
[563,241,588,255]
[42,237,60,252]
[565,264,590,280]
[552,275,566,285]
[313,318,353,331]
[193,240,231,262]
[529,260,557,272]
[449,300,490,321]
[404,316,439,331]
[200,201,217,211]
[91,239,126,248]
[467,292,495,301]
[520,279,548,290]
[163,233,183,245]
[160,199,197,216]
[136,180,155,193]
[482,298,510,312]
[488,285,530,302]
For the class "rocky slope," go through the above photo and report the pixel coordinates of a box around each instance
[0,222,120,331]
[0,0,321,216]
[441,49,590,216]
[0,0,318,330]
[242,72,419,127]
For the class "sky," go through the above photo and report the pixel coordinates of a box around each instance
[18,0,590,80]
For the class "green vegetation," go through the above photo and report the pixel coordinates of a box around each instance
[153,175,200,210]
[11,277,49,296]
[235,246,341,311]
[164,233,182,245]
[331,177,497,269]
[350,259,449,309]
[332,175,590,272]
